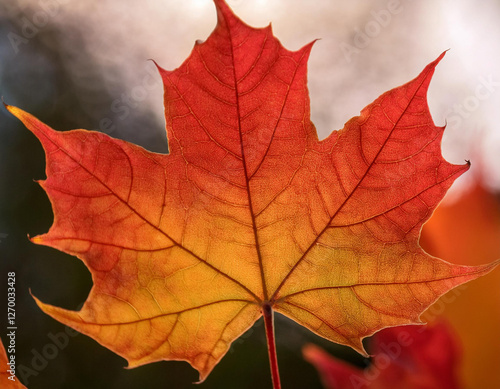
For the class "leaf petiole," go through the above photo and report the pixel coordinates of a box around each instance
[263,303,281,389]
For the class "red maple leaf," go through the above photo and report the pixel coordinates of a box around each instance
[304,321,462,389]
[6,1,498,387]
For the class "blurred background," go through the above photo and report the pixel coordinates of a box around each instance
[0,0,499,388]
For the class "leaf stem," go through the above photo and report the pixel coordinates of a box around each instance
[263,303,281,389]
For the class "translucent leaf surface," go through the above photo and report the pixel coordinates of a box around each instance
[8,0,498,382]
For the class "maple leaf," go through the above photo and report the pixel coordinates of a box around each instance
[6,0,499,385]
[1,338,27,389]
[303,321,462,389]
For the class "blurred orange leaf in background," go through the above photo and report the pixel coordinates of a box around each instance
[420,177,500,388]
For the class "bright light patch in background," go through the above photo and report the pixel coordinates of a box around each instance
[3,0,500,190]
[436,1,500,190]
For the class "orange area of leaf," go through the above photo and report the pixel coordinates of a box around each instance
[7,0,499,382]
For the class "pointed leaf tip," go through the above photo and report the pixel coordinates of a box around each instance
[214,0,236,26]
[5,105,49,137]
[30,235,44,245]
[214,0,233,16]
[426,50,446,70]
